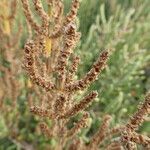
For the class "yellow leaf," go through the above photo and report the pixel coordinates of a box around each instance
[3,20,10,35]
[44,37,52,57]
[27,79,32,88]
[47,5,52,17]
[0,1,10,35]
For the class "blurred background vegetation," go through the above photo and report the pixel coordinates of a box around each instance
[0,0,150,149]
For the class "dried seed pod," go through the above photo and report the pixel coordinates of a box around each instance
[121,92,150,148]
[30,106,55,119]
[39,122,54,138]
[59,91,98,119]
[24,40,56,91]
[88,115,112,149]
[105,141,123,150]
[126,92,150,131]
[66,50,110,92]
[66,112,89,139]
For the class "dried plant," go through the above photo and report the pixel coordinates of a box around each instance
[21,0,150,149]
[67,93,150,150]
[0,0,22,104]
[0,0,22,128]
[121,92,150,149]
[0,0,149,149]
[0,1,27,147]
[21,0,112,149]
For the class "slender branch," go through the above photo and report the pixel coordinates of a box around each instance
[66,50,110,92]
[21,0,41,33]
[24,40,56,91]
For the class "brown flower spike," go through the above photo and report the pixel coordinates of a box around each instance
[21,0,150,149]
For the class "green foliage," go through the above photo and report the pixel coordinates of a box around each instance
[76,0,150,132]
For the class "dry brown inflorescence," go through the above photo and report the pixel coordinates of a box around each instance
[0,0,24,140]
[0,0,21,115]
[21,0,150,149]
